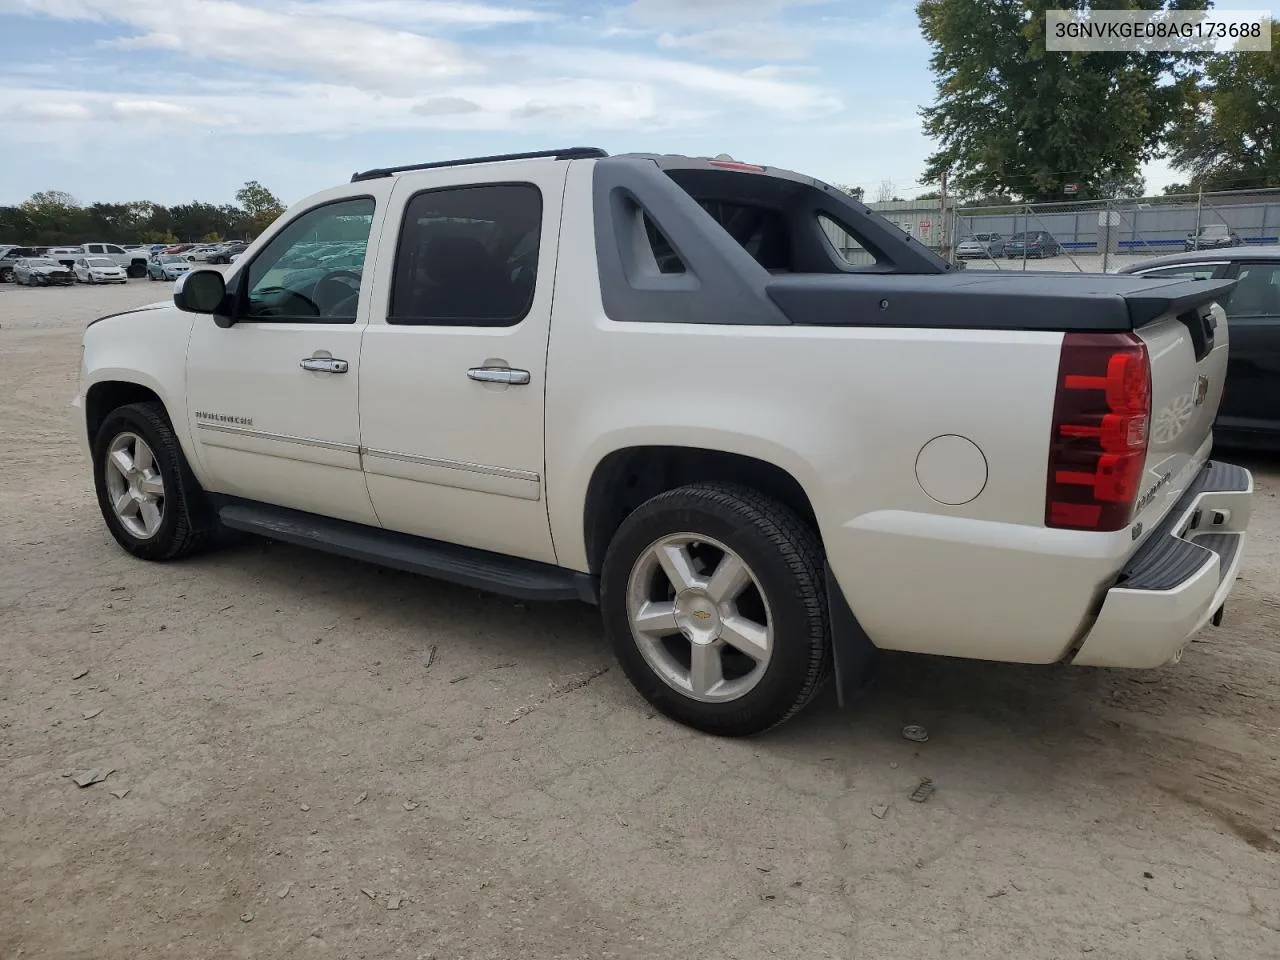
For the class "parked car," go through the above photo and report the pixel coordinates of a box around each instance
[1185,224,1242,251]
[955,233,1005,259]
[1005,231,1062,258]
[186,244,226,262]
[207,241,246,264]
[162,244,196,256]
[1116,246,1280,449]
[14,256,75,285]
[73,256,128,284]
[147,254,193,282]
[0,244,36,282]
[76,147,1252,737]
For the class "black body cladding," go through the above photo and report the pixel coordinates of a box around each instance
[590,155,1238,333]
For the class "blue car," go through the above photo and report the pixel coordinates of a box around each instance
[147,254,193,281]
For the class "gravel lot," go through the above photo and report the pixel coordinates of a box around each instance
[2,280,1278,960]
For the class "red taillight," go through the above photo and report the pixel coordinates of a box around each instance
[707,159,766,172]
[1046,332,1152,531]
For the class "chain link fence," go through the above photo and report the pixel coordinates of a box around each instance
[946,187,1280,273]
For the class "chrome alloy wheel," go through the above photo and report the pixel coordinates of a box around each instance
[103,432,166,539]
[625,533,773,703]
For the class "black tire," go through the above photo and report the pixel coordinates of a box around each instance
[126,262,146,279]
[93,401,219,561]
[599,482,830,737]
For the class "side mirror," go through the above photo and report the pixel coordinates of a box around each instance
[173,269,231,324]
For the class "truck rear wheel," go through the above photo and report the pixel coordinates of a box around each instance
[599,483,830,736]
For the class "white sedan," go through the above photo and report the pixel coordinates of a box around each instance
[73,257,128,284]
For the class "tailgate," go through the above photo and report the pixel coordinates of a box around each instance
[1128,278,1235,535]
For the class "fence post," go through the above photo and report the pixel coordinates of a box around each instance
[1022,205,1029,269]
[1194,187,1203,249]
[1102,200,1110,273]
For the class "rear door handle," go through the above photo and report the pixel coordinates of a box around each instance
[467,366,530,385]
[300,357,349,373]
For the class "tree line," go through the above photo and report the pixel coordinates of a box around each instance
[917,2,1279,202]
[0,181,286,246]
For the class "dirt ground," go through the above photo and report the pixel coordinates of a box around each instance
[2,280,1278,960]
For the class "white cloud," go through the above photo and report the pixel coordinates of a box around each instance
[10,0,478,92]
[288,0,555,27]
[412,96,484,116]
[657,27,810,60]
[0,0,848,182]
[542,48,840,114]
[624,0,833,28]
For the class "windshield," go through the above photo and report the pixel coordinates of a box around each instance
[87,258,114,267]
[160,255,188,263]
[28,258,57,266]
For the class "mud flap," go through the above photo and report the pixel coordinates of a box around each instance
[825,563,880,707]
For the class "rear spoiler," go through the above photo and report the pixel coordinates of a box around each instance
[765,273,1239,333]
[1122,278,1238,328]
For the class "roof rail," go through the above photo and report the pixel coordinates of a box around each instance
[350,147,608,182]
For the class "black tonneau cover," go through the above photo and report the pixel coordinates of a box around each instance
[766,272,1238,332]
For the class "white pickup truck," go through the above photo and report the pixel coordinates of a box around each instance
[52,243,150,278]
[74,148,1254,736]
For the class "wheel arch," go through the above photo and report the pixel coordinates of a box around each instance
[581,445,821,578]
[84,380,166,448]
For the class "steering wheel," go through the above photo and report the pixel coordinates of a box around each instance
[251,285,321,317]
[313,270,363,317]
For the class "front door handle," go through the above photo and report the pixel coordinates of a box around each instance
[300,357,349,373]
[467,366,530,385]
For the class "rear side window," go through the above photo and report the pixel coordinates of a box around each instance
[389,183,542,327]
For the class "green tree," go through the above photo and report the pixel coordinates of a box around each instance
[19,191,86,244]
[917,0,1206,202]
[1169,23,1280,191]
[235,180,285,236]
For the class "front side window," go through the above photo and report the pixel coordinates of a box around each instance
[389,183,542,327]
[1226,263,1280,318]
[243,197,375,322]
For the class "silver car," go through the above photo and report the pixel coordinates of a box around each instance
[955,233,1005,259]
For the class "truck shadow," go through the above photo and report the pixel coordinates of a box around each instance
[206,528,1279,854]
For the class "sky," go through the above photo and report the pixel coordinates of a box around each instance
[0,0,1268,208]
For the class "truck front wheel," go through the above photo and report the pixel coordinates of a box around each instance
[599,482,830,736]
[93,401,218,561]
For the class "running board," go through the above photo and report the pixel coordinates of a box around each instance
[216,500,597,603]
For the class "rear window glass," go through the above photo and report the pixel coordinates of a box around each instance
[819,214,875,267]
[655,167,884,274]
